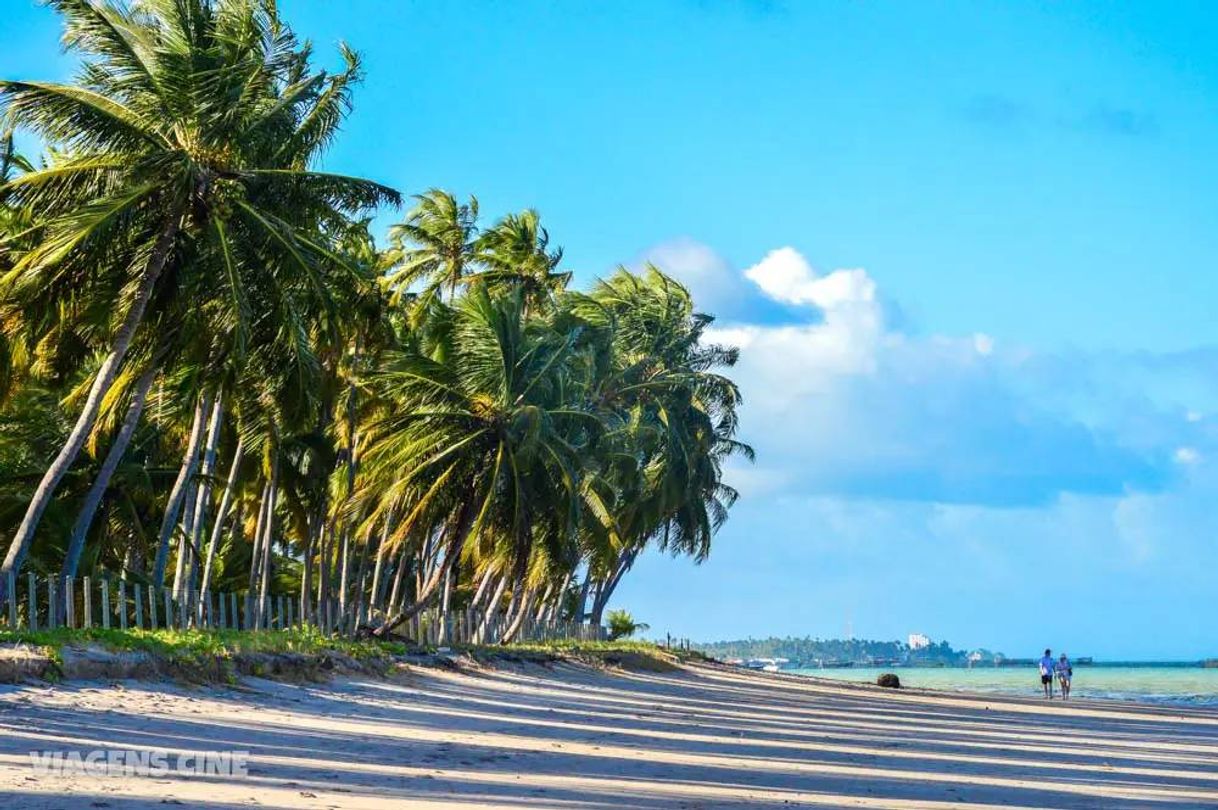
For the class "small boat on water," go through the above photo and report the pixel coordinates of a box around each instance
[743,657,789,672]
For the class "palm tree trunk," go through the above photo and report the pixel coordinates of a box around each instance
[474,574,510,643]
[533,582,554,622]
[350,530,373,633]
[439,564,454,619]
[317,521,332,631]
[300,507,320,624]
[501,587,535,644]
[368,514,393,617]
[185,394,224,600]
[256,456,279,630]
[373,500,475,637]
[545,570,572,623]
[61,366,157,580]
[0,217,180,592]
[469,567,494,610]
[172,477,198,598]
[246,481,271,614]
[154,392,209,588]
[575,570,593,621]
[198,435,245,600]
[386,544,408,615]
[590,548,638,625]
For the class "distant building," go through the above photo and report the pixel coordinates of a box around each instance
[908,633,931,650]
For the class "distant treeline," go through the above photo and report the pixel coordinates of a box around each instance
[695,637,1002,666]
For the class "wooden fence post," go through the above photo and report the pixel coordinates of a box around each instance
[27,573,37,632]
[162,589,172,630]
[63,576,74,629]
[82,577,92,629]
[100,579,110,630]
[47,578,58,630]
[6,571,15,629]
[117,581,126,630]
[133,584,142,629]
[147,586,157,629]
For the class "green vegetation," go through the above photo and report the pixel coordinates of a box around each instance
[0,626,690,681]
[606,609,650,641]
[0,1,749,643]
[696,637,1002,667]
[0,626,401,661]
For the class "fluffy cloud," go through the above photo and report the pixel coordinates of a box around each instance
[645,239,1214,507]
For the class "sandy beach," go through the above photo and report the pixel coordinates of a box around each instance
[1,660,1217,809]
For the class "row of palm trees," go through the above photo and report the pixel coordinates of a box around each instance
[0,0,749,640]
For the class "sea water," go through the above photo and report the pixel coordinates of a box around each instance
[789,665,1218,706]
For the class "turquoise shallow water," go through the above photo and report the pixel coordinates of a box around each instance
[789,666,1218,706]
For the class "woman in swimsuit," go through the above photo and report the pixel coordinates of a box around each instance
[1055,653,1072,699]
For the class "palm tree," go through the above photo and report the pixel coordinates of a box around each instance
[384,189,480,308]
[568,266,752,623]
[355,285,593,636]
[0,0,398,589]
[474,209,571,308]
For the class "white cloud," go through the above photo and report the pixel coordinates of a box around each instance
[695,245,1198,506]
[1174,446,1201,465]
[743,247,877,310]
[636,237,742,314]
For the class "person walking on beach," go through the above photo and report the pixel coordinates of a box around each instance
[1038,649,1055,698]
[1056,653,1072,699]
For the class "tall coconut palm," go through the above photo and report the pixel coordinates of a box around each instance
[0,0,398,588]
[355,285,593,636]
[474,209,571,308]
[384,189,480,308]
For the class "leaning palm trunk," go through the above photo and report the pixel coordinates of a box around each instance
[61,366,157,580]
[372,502,475,638]
[386,545,409,616]
[0,218,181,593]
[500,587,535,644]
[473,574,510,644]
[184,395,224,604]
[368,514,394,617]
[171,480,198,599]
[197,436,245,601]
[589,548,638,625]
[545,570,573,623]
[469,567,495,611]
[575,571,593,621]
[154,392,210,588]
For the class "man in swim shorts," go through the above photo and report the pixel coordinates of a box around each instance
[1038,648,1055,698]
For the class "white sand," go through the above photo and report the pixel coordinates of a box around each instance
[1,660,1216,808]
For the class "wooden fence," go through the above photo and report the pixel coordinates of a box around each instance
[0,572,606,645]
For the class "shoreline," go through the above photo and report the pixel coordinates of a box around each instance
[2,657,1217,808]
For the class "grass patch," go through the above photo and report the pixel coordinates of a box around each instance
[0,626,406,665]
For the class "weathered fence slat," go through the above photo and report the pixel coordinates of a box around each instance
[27,573,37,632]
[101,579,111,629]
[83,576,93,629]
[117,581,126,630]
[47,578,58,630]
[6,571,15,629]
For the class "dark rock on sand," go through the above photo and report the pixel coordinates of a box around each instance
[877,673,901,689]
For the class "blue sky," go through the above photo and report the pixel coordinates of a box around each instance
[5,1,1218,658]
